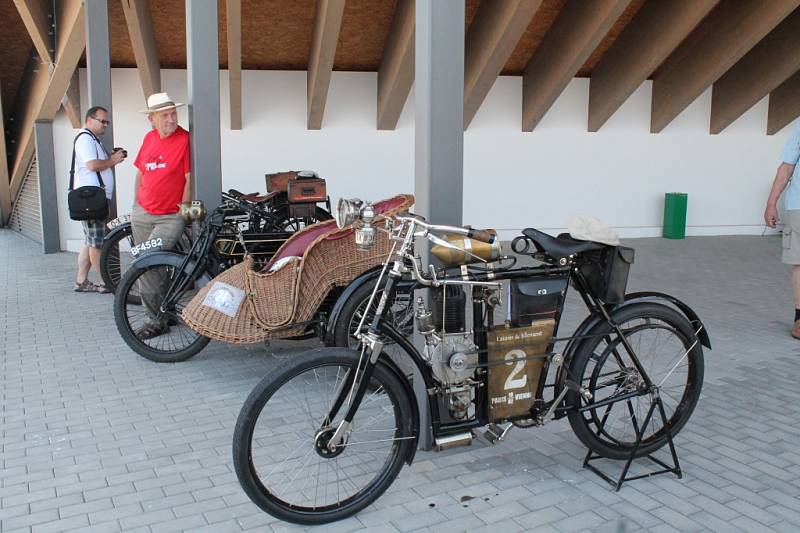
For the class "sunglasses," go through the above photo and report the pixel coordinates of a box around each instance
[91,116,111,126]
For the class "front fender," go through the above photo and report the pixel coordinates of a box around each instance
[130,251,213,285]
[324,267,383,345]
[102,221,131,243]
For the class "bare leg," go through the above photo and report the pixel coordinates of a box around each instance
[89,246,103,280]
[793,266,800,309]
[76,245,91,283]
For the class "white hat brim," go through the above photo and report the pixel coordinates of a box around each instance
[139,102,186,113]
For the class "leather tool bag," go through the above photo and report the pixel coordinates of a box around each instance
[287,174,327,203]
[67,131,108,221]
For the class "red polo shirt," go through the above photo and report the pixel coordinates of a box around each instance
[134,126,191,215]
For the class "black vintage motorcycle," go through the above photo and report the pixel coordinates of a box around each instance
[232,198,710,525]
[100,172,331,293]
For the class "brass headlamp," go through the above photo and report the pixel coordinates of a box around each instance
[178,200,207,222]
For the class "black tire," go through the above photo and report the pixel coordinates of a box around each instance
[233,347,414,525]
[114,261,210,363]
[272,205,332,232]
[566,302,704,460]
[331,278,414,349]
[99,224,135,294]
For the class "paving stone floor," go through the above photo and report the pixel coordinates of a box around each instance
[2,228,800,532]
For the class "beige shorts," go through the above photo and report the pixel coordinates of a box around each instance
[782,210,800,265]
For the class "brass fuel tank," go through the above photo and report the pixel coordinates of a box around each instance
[430,231,501,267]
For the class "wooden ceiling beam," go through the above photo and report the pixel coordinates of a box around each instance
[62,68,81,128]
[13,0,54,63]
[10,0,84,198]
[307,0,345,130]
[768,71,800,135]
[14,0,81,127]
[0,93,10,226]
[710,8,800,134]
[588,0,717,132]
[376,0,414,131]
[226,0,242,130]
[463,0,541,129]
[121,0,161,101]
[522,0,632,132]
[651,0,800,133]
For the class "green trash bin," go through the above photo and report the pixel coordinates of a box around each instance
[663,192,687,239]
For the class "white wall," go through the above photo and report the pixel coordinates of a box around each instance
[55,67,795,250]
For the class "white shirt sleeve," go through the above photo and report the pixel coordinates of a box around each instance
[74,132,101,165]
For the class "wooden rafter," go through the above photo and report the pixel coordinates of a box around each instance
[307,0,345,130]
[651,0,800,133]
[62,69,81,128]
[226,0,242,130]
[588,0,717,132]
[0,92,10,226]
[121,0,161,101]
[768,71,800,135]
[710,8,800,134]
[10,0,84,199]
[13,0,53,63]
[376,0,414,131]
[463,0,541,129]
[14,0,82,128]
[522,0,632,132]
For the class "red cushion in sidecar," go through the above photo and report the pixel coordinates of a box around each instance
[265,195,412,269]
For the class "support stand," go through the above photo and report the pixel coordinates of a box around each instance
[582,389,682,491]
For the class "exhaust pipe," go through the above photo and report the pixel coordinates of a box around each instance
[434,431,473,451]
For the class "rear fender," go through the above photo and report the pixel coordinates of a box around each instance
[624,292,711,349]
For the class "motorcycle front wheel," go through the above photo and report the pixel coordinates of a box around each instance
[233,348,414,525]
[114,260,210,363]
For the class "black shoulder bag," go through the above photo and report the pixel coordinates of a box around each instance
[67,130,109,221]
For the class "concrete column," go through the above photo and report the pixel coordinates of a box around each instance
[34,121,60,253]
[186,0,222,208]
[413,0,466,451]
[84,0,117,218]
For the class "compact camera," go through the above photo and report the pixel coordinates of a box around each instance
[113,147,128,158]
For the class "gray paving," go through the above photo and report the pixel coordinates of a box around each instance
[2,228,800,533]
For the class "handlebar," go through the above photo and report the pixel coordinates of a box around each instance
[394,215,495,244]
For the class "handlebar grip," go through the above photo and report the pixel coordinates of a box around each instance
[467,228,496,244]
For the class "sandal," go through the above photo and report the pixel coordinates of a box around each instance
[73,280,111,293]
[136,322,170,340]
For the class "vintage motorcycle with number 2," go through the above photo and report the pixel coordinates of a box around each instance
[232,198,710,525]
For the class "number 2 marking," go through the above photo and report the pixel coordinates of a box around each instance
[504,349,527,390]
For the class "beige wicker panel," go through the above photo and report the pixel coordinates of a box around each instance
[246,256,301,328]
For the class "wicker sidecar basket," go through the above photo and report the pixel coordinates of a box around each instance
[182,194,414,344]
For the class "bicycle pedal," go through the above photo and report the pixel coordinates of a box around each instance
[483,423,505,444]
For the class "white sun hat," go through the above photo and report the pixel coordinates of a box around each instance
[567,215,620,246]
[140,92,185,113]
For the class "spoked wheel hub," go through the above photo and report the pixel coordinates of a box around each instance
[314,427,346,458]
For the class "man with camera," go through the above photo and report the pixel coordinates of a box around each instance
[72,106,126,293]
[131,92,192,339]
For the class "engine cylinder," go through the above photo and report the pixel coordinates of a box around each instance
[433,286,466,332]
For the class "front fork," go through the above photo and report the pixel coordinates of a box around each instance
[323,269,402,451]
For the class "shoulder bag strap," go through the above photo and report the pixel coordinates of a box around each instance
[70,130,105,190]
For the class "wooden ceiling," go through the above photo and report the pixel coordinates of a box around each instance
[2,0,800,132]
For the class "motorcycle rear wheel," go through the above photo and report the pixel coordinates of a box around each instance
[566,303,704,460]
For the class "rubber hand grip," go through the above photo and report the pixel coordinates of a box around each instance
[467,228,495,244]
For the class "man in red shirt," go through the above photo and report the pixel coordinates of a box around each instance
[131,92,192,339]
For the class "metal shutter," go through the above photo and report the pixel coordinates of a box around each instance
[9,156,43,243]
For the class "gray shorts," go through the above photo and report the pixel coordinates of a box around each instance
[81,219,106,248]
[782,210,800,265]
